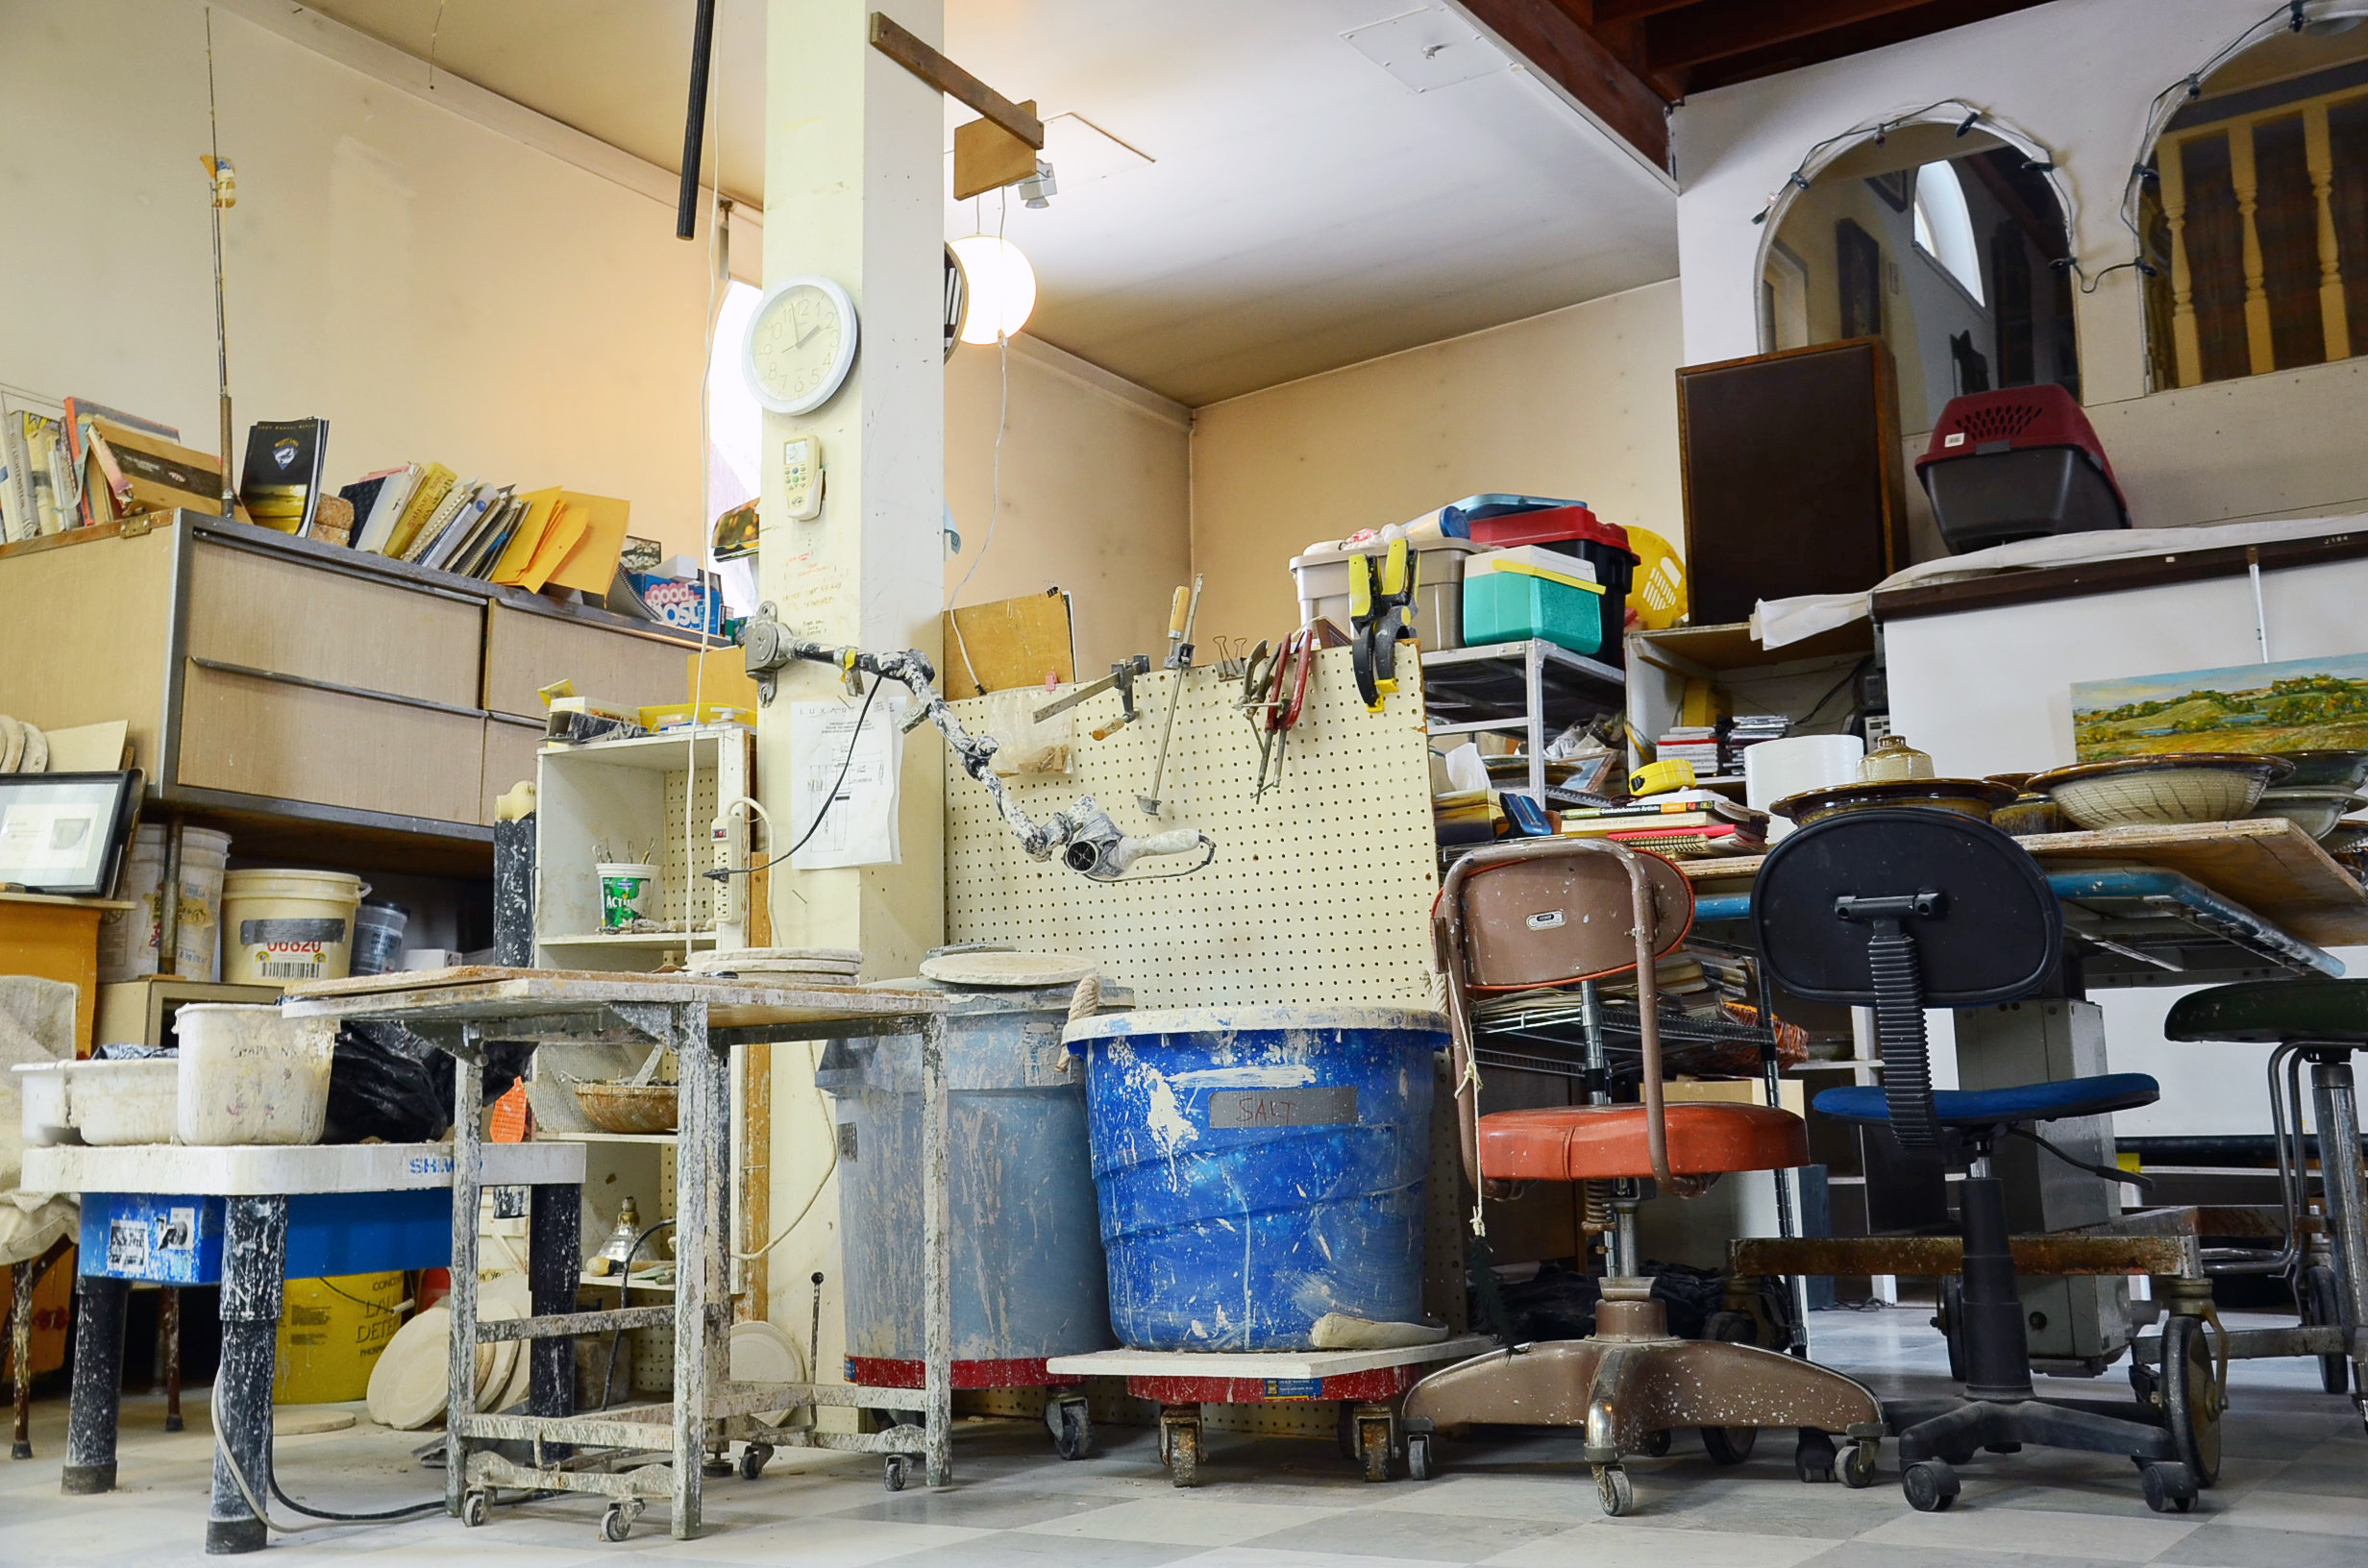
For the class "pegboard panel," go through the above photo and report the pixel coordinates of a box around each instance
[946,646,1438,1007]
[662,769,725,931]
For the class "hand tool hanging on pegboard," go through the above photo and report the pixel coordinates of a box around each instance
[1137,575,1202,816]
[1350,540,1418,711]
[1033,653,1150,741]
[1244,628,1317,798]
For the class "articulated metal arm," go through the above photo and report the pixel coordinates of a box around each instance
[741,609,1214,881]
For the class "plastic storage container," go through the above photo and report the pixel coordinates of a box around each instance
[220,870,365,986]
[275,1272,405,1403]
[820,977,1128,1382]
[1465,501,1600,549]
[1290,537,1482,648]
[1463,569,1609,655]
[48,1058,180,1145]
[1065,1006,1445,1352]
[172,1003,336,1145]
[98,824,233,983]
[350,899,410,977]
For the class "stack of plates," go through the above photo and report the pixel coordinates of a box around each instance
[689,947,862,984]
[917,950,1097,988]
[0,715,48,773]
[364,1275,535,1430]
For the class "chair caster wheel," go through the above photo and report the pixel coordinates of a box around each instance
[1795,1429,1837,1483]
[1639,1428,1671,1458]
[1903,1459,1960,1512]
[1406,1432,1434,1482]
[739,1442,773,1481]
[2142,1461,2196,1513]
[1357,1416,1394,1482]
[460,1489,490,1528]
[883,1455,908,1492]
[1047,1397,1092,1460]
[1840,1440,1880,1489]
[1594,1463,1634,1517]
[600,1500,641,1542]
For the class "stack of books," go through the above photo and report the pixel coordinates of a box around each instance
[1724,714,1790,774]
[338,467,629,594]
[1653,725,1722,776]
[1558,792,1768,858]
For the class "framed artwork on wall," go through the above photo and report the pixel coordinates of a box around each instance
[1836,218,1885,340]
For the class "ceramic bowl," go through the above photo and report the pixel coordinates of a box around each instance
[1992,792,2071,837]
[1771,776,2019,826]
[2275,750,2368,794]
[2249,787,2368,841]
[574,1080,678,1134]
[2031,754,2292,830]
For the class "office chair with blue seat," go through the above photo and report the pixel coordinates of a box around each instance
[1754,808,2197,1514]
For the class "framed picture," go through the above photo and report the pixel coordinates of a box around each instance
[0,771,142,896]
[1865,170,1914,211]
[2072,654,2368,761]
[1836,218,1885,340]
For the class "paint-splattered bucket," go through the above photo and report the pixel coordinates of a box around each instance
[1064,1006,1444,1352]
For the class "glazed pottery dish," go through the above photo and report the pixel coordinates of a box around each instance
[2031,754,2290,830]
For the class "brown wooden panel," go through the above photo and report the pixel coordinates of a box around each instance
[482,717,546,826]
[482,603,696,719]
[177,662,483,825]
[0,520,172,772]
[187,540,482,709]
[1677,338,1905,627]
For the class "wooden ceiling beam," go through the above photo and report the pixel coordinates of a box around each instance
[1675,0,2049,92]
[1644,0,1936,73]
[1591,0,1706,20]
[1458,0,1671,169]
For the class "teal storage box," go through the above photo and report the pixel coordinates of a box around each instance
[1462,570,1606,655]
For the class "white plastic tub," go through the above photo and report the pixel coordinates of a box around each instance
[98,824,234,983]
[12,1061,74,1147]
[1289,536,1481,649]
[173,1004,337,1146]
[61,1059,181,1146]
[220,870,365,986]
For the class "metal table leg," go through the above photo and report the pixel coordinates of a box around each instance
[11,1258,35,1459]
[672,1001,727,1538]
[162,1286,184,1433]
[923,1011,952,1488]
[207,1195,288,1555]
[446,1027,484,1518]
[61,1274,129,1494]
[528,1178,581,1451]
[2307,1050,2368,1411]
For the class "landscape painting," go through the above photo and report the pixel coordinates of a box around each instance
[2072,652,2368,761]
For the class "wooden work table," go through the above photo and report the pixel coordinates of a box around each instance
[1676,817,2368,949]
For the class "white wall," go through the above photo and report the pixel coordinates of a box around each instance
[1675,0,2368,526]
[945,334,1193,674]
[1188,280,1686,649]
[0,0,726,560]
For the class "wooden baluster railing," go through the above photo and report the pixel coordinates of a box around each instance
[2306,102,2351,365]
[2231,119,2276,375]
[2159,135,2204,388]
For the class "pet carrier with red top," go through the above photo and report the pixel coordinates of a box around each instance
[1915,382,2129,554]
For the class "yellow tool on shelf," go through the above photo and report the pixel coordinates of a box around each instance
[1349,538,1418,711]
[1627,758,1698,797]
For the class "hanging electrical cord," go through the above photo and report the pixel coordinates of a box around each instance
[704,673,883,881]
[732,1038,841,1262]
[598,1217,679,1412]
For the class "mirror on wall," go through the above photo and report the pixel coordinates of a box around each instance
[1764,122,2077,431]
[2138,22,2368,392]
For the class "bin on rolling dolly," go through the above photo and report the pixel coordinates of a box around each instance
[822,973,1128,1461]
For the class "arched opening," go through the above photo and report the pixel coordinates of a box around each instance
[1763,119,2077,431]
[2138,16,2368,390]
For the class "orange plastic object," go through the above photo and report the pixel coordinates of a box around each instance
[0,894,109,1057]
[1478,1101,1808,1182]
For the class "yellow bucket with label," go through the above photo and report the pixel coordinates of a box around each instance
[220,870,365,986]
[274,1272,405,1404]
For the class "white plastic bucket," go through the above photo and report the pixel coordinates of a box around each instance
[220,870,366,986]
[98,825,234,983]
[1744,735,1866,843]
[64,1059,181,1145]
[351,899,411,977]
[597,863,658,930]
[173,1004,336,1145]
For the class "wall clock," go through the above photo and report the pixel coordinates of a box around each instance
[741,275,859,415]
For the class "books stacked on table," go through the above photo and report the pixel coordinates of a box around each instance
[1723,714,1790,774]
[1558,790,1767,858]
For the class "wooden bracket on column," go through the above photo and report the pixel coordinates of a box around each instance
[869,12,1045,200]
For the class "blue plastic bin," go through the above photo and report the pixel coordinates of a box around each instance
[1064,1006,1444,1351]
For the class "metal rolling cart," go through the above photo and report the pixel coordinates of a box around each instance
[284,968,953,1543]
[1046,1338,1492,1486]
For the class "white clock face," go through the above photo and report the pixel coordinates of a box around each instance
[743,277,858,415]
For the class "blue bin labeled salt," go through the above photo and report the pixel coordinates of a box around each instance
[1064,1006,1444,1351]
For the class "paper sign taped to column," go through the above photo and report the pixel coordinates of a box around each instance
[790,696,906,869]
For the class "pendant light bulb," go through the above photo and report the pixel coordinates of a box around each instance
[951,234,1037,346]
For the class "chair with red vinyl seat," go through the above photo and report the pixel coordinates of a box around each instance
[1400,837,1883,1516]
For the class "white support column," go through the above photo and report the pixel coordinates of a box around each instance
[756,0,946,966]
[756,0,947,1369]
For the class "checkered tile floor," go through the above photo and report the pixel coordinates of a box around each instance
[6,1307,2361,1567]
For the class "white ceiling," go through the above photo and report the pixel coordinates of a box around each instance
[298,1,1679,405]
